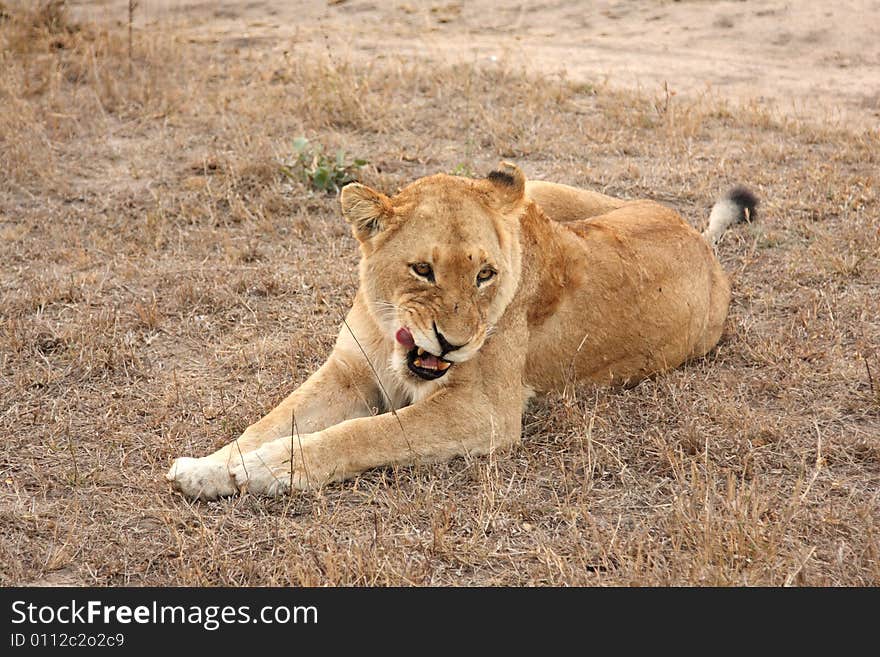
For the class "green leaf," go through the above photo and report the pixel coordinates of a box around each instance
[292,137,309,153]
[312,167,330,190]
[353,158,368,167]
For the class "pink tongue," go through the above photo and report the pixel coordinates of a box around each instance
[395,327,415,349]
[420,354,439,369]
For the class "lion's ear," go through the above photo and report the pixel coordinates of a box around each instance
[486,161,526,208]
[340,183,394,243]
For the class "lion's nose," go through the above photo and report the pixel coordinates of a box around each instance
[433,322,466,355]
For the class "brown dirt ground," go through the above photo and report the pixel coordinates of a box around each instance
[78,0,880,126]
[1,1,878,586]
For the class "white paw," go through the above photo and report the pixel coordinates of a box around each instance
[166,456,238,500]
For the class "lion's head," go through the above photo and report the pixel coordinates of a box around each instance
[340,163,527,384]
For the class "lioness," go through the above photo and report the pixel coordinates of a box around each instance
[167,163,755,498]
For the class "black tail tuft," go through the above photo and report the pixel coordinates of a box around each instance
[726,186,759,224]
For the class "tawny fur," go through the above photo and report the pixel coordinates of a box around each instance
[167,164,739,498]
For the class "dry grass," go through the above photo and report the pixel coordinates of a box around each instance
[1,3,878,586]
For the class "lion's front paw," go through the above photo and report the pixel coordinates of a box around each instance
[228,447,293,497]
[166,456,238,500]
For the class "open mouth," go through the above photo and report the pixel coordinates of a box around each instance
[406,346,452,380]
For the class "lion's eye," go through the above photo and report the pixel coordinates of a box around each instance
[411,262,434,282]
[476,267,496,284]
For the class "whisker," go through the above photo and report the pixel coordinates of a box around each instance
[373,299,403,311]
[371,300,405,325]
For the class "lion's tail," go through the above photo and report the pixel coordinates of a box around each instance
[702,187,759,246]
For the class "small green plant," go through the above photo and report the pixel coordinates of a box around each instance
[281,137,368,193]
[449,162,476,178]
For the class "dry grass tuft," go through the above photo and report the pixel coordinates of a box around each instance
[1,7,877,586]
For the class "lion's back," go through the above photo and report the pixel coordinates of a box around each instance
[523,199,730,389]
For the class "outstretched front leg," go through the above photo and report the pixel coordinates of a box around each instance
[230,380,520,495]
[181,320,528,498]
[166,311,391,498]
